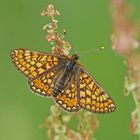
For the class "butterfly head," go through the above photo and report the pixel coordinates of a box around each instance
[71,53,79,61]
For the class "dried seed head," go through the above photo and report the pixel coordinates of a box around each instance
[50,105,61,117]
[41,4,60,17]
[63,41,72,51]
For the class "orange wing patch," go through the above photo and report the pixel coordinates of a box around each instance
[11,49,58,79]
[28,65,65,97]
[28,70,57,97]
[79,69,116,113]
[55,79,81,112]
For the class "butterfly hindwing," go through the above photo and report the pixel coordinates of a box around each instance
[55,75,81,112]
[28,70,56,97]
[79,66,116,113]
[28,65,65,97]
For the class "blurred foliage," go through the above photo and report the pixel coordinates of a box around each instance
[111,0,140,139]
[40,105,98,140]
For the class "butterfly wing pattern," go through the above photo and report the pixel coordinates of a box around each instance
[79,67,115,113]
[55,74,81,112]
[11,49,116,113]
[11,49,64,96]
[11,49,59,79]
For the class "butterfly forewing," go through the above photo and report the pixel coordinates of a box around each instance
[79,66,116,113]
[11,49,59,79]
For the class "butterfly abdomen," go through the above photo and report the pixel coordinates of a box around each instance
[53,73,67,97]
[53,60,76,97]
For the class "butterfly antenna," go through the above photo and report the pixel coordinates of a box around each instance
[80,46,105,55]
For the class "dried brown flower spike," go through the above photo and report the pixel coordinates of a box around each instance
[41,4,72,56]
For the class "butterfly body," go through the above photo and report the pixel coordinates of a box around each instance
[53,54,79,97]
[53,71,69,97]
[11,49,116,113]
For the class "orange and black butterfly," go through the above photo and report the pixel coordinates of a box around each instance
[11,49,116,113]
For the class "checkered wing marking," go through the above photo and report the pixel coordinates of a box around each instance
[11,49,59,79]
[55,77,81,112]
[79,67,116,113]
[28,66,65,97]
[28,70,56,96]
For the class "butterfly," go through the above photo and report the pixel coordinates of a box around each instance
[11,49,116,113]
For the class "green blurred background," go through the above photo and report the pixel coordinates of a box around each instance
[0,0,139,140]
